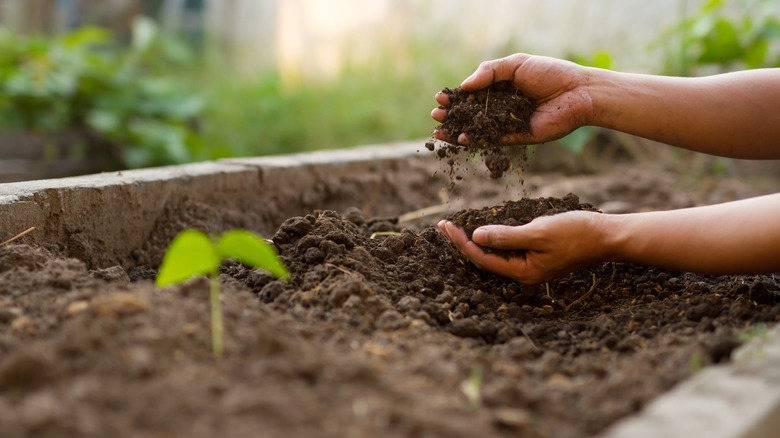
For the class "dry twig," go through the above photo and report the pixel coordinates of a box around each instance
[0,226,35,248]
[565,273,599,312]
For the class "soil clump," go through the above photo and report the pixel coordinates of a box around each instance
[428,80,537,179]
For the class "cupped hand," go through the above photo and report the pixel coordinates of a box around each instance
[431,53,595,146]
[437,210,611,284]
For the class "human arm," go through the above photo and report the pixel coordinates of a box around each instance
[432,53,780,159]
[438,193,780,284]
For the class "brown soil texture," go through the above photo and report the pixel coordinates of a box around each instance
[431,80,537,179]
[1,162,780,437]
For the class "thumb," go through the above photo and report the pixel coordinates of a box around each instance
[460,67,494,91]
[472,224,538,250]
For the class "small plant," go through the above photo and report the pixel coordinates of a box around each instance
[459,365,484,409]
[155,229,290,359]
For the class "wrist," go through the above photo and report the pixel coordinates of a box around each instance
[596,213,633,263]
[581,67,624,129]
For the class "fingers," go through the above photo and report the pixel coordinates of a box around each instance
[438,221,487,264]
[431,91,449,125]
[472,224,536,250]
[461,53,531,91]
[435,91,450,106]
[431,101,472,145]
[438,220,532,282]
[431,107,447,123]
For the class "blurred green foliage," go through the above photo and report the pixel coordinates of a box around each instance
[658,0,780,76]
[0,18,466,168]
[0,17,203,168]
[5,1,779,170]
[195,51,459,159]
[559,0,780,157]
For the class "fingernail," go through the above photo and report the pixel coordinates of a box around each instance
[472,228,487,242]
[461,73,476,86]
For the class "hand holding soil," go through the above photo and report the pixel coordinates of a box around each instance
[431,53,594,146]
[434,52,780,284]
[439,194,606,285]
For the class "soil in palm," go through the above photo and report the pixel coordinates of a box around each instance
[447,193,600,258]
[427,80,537,179]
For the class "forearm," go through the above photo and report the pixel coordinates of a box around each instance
[587,68,780,159]
[604,193,780,275]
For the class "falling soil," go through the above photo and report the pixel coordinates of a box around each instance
[429,80,537,180]
[1,162,779,437]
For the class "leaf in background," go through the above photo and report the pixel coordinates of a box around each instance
[156,230,220,287]
[131,16,158,55]
[558,126,597,155]
[697,18,742,65]
[217,230,290,280]
[743,38,768,68]
[591,51,613,70]
[62,26,111,49]
[87,109,120,133]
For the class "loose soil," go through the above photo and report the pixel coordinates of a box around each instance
[430,80,537,179]
[1,158,779,437]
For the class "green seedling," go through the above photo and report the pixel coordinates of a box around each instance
[460,365,484,409]
[155,229,290,359]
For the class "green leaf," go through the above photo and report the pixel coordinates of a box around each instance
[131,16,158,54]
[217,230,290,280]
[591,51,613,70]
[558,126,597,155]
[743,38,768,69]
[156,230,220,287]
[697,18,742,65]
[62,26,111,49]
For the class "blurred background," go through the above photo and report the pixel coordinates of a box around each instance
[1,0,779,182]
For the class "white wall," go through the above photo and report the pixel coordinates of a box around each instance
[200,0,780,78]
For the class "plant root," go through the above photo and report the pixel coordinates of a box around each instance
[565,273,599,312]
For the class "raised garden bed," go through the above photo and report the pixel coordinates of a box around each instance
[0,142,779,437]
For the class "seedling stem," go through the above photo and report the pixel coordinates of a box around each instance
[210,275,224,359]
[156,229,289,359]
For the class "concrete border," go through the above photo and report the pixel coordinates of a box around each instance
[600,324,780,438]
[0,142,430,268]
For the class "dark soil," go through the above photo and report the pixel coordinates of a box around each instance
[429,80,537,179]
[447,193,600,258]
[1,161,779,437]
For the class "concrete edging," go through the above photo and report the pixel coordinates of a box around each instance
[0,142,425,268]
[600,325,780,438]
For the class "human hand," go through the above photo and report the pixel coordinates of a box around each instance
[437,210,610,284]
[431,53,595,145]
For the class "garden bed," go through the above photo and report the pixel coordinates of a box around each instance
[0,142,779,437]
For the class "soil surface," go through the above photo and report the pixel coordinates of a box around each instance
[1,157,779,437]
[430,80,537,179]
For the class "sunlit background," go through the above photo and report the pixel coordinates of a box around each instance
[1,0,779,182]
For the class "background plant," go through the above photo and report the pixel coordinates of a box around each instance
[657,0,780,76]
[0,17,203,168]
[552,0,780,167]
